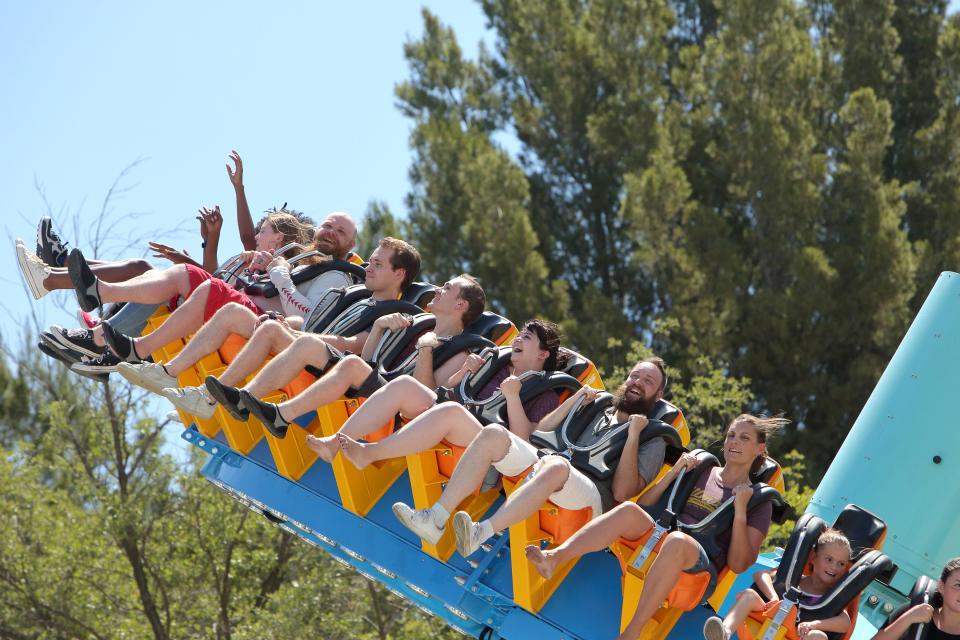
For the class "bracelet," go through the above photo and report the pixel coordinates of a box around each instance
[201,242,207,248]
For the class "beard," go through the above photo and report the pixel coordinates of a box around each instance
[613,383,657,416]
[314,236,341,258]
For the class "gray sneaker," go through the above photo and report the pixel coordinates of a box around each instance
[392,502,444,545]
[16,240,50,300]
[162,386,217,419]
[453,511,486,557]
[117,362,178,395]
[702,616,729,640]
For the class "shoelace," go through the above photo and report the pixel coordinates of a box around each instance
[65,328,92,339]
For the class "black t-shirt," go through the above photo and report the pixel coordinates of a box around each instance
[881,604,960,640]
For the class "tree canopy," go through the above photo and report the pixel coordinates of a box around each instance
[378,0,960,478]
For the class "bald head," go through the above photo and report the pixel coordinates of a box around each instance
[313,212,357,259]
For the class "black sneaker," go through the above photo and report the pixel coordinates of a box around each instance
[101,321,142,363]
[36,217,69,267]
[67,248,102,312]
[204,375,249,421]
[48,324,103,358]
[39,341,109,382]
[240,390,290,438]
[71,351,121,374]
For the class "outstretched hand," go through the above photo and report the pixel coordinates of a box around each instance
[226,150,244,189]
[197,206,223,240]
[149,241,193,265]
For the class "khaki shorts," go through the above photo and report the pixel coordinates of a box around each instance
[493,431,604,518]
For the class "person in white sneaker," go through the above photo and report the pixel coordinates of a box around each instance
[390,358,677,556]
[161,238,419,420]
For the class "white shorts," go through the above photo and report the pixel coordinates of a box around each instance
[493,431,604,518]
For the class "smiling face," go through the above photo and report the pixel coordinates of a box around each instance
[614,361,664,415]
[313,212,356,259]
[254,222,284,252]
[429,277,467,317]
[941,568,960,614]
[509,327,549,372]
[810,542,851,588]
[723,420,766,466]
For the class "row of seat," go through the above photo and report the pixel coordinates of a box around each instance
[139,270,896,639]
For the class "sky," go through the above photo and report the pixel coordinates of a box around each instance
[0,1,491,345]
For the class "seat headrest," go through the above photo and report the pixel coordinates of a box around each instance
[833,504,887,554]
[464,312,516,345]
[400,281,436,309]
[751,457,785,494]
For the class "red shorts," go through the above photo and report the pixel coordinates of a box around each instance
[177,264,264,321]
[169,264,213,310]
[202,277,264,321]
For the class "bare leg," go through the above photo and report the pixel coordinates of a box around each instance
[243,333,334,397]
[721,590,765,638]
[217,320,297,387]
[43,258,153,290]
[526,502,655,580]
[487,457,571,532]
[162,303,258,376]
[96,264,194,305]
[131,283,210,356]
[435,425,513,513]
[307,375,438,461]
[282,355,370,417]
[338,402,482,470]
[619,531,702,640]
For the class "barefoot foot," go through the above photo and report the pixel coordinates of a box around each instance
[524,544,559,579]
[337,433,373,470]
[306,434,340,463]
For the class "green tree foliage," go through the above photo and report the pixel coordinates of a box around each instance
[0,341,452,640]
[397,1,960,479]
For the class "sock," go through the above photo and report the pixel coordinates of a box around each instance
[428,504,449,527]
[477,519,495,542]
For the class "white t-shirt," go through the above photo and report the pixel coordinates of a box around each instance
[267,266,354,319]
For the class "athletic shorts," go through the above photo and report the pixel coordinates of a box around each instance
[200,275,264,321]
[345,366,387,399]
[493,431,604,517]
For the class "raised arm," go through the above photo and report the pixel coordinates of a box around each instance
[534,385,599,433]
[197,205,223,272]
[227,150,256,250]
[637,452,698,507]
[726,484,769,573]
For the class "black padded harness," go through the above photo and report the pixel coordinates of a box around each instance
[243,258,366,298]
[529,394,684,481]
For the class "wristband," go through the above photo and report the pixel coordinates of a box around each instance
[201,242,207,248]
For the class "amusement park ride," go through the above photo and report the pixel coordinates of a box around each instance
[150,269,958,639]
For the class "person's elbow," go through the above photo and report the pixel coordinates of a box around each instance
[728,554,755,574]
[613,478,645,503]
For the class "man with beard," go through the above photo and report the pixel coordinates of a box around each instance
[393,357,678,558]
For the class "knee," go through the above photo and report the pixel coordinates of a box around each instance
[255,319,288,341]
[661,531,699,562]
[129,258,152,273]
[534,457,571,491]
[340,354,371,378]
[214,302,252,323]
[476,423,511,449]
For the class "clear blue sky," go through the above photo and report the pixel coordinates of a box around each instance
[0,1,490,344]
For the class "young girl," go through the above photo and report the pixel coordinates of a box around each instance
[702,528,854,640]
[525,414,786,640]
[873,557,960,640]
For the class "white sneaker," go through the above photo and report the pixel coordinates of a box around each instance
[453,511,488,557]
[16,240,50,300]
[392,502,445,545]
[702,616,729,640]
[117,362,179,395]
[162,385,216,419]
